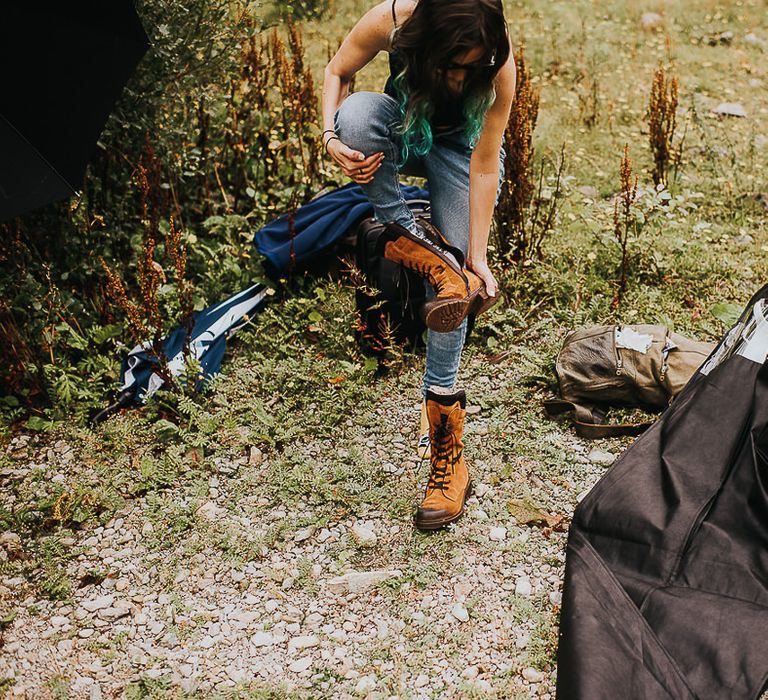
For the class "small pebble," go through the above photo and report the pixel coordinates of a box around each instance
[489,526,507,542]
[289,656,313,673]
[351,523,377,546]
[355,675,377,693]
[252,632,274,647]
[587,449,615,466]
[522,667,544,683]
[515,577,533,597]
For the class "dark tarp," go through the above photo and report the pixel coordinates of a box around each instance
[0,2,149,220]
[557,284,768,700]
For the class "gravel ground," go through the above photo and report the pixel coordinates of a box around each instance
[0,348,618,699]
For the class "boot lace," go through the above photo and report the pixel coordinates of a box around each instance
[409,260,444,296]
[427,409,463,495]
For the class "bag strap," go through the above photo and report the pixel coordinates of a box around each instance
[543,399,653,439]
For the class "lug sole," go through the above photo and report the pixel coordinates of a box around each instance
[422,287,498,333]
[413,480,473,530]
[423,298,470,333]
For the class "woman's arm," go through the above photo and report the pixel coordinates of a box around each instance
[466,47,517,296]
[321,2,393,133]
[321,1,411,181]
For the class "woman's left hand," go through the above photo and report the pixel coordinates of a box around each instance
[466,257,498,297]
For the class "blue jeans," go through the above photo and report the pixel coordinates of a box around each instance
[334,91,504,398]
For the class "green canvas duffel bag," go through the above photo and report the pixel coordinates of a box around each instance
[545,325,715,438]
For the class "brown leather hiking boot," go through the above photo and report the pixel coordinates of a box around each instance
[414,387,472,530]
[380,221,474,333]
[415,218,498,327]
[380,219,497,332]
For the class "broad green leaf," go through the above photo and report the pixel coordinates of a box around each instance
[710,303,742,326]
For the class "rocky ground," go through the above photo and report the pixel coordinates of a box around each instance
[0,344,623,699]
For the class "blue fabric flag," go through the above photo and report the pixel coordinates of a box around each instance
[95,284,270,423]
[253,182,429,273]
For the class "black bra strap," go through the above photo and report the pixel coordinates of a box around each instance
[391,0,397,28]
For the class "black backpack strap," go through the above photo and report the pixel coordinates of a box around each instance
[574,419,651,439]
[544,399,653,439]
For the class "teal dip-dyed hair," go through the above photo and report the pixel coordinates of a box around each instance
[391,72,497,163]
[388,0,510,164]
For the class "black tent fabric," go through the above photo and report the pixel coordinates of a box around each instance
[557,284,768,700]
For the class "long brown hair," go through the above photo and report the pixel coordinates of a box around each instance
[391,0,509,159]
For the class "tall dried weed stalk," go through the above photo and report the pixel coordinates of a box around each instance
[613,145,638,310]
[100,146,194,394]
[495,47,539,259]
[577,67,600,128]
[648,65,680,186]
[495,47,564,266]
[226,17,323,210]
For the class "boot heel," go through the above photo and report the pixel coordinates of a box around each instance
[473,290,499,317]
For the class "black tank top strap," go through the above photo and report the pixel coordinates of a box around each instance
[391,0,398,28]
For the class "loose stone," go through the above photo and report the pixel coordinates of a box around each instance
[351,523,377,546]
[515,577,533,597]
[251,632,274,647]
[81,595,115,613]
[587,449,615,466]
[289,635,319,651]
[489,527,507,542]
[294,526,316,542]
[451,603,470,623]
[327,570,401,594]
[522,667,544,683]
[414,674,429,687]
[289,656,313,673]
[355,675,376,693]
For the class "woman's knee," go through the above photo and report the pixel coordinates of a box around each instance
[334,91,400,152]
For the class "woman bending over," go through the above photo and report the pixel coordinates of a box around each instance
[322,0,515,529]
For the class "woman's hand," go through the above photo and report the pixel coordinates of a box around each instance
[326,137,384,184]
[466,257,498,297]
